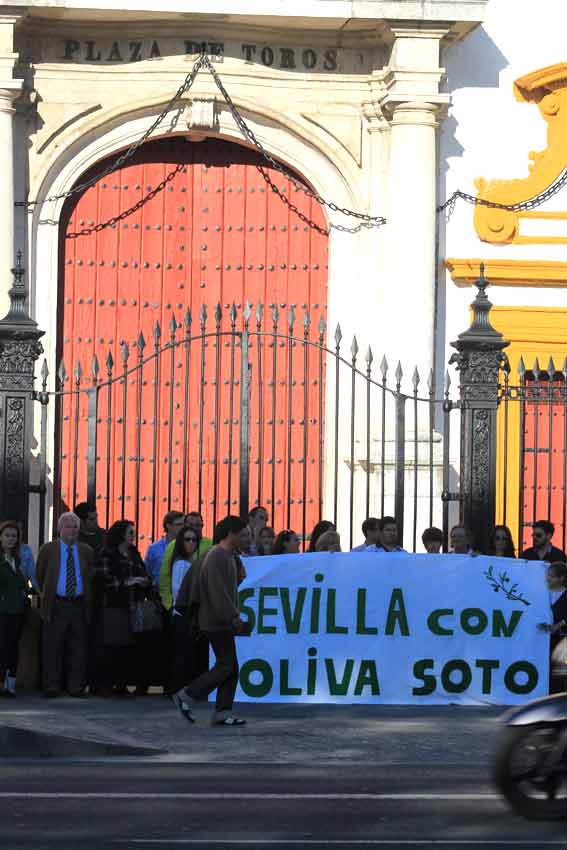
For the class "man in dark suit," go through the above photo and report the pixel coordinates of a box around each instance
[36,512,95,697]
[521,519,567,564]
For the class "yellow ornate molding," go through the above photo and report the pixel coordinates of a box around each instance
[446,257,567,287]
[474,63,567,245]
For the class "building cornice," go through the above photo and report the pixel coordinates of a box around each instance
[9,1,488,45]
[446,258,567,289]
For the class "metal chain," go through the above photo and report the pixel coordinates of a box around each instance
[66,163,185,238]
[19,52,207,209]
[255,163,381,235]
[437,167,567,214]
[202,56,567,226]
[254,165,328,235]
[203,56,387,231]
[258,161,381,235]
[21,48,567,230]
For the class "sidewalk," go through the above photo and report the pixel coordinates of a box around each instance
[0,693,503,762]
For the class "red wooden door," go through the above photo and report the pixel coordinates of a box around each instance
[58,136,328,546]
[521,376,567,551]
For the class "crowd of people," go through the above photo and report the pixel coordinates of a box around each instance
[0,504,565,717]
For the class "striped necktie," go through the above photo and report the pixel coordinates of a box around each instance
[65,545,77,598]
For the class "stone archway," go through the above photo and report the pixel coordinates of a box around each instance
[29,96,365,540]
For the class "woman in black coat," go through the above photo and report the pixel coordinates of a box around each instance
[95,520,152,696]
[0,521,29,697]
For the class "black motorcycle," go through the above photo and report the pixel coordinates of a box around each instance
[494,692,567,819]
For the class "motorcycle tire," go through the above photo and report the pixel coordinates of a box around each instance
[493,724,567,820]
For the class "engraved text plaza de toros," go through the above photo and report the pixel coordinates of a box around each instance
[61,39,340,71]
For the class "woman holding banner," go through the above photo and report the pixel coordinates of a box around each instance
[273,530,300,556]
[537,562,567,693]
[488,526,516,559]
[315,531,342,553]
[308,521,335,552]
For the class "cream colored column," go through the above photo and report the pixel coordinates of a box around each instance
[0,82,22,314]
[360,94,389,346]
[386,100,440,377]
[0,15,22,315]
[379,22,450,380]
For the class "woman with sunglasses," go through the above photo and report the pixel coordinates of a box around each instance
[170,528,199,609]
[168,527,209,696]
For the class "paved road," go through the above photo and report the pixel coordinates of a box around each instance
[2,761,567,850]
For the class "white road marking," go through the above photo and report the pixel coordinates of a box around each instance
[0,792,500,800]
[116,841,567,846]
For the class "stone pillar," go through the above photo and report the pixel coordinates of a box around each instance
[0,15,23,315]
[0,82,22,311]
[361,91,389,345]
[379,23,450,379]
[386,100,440,376]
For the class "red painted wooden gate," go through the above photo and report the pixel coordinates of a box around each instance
[58,136,329,545]
[520,376,567,552]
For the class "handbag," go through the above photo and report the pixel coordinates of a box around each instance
[130,597,164,634]
[100,607,135,647]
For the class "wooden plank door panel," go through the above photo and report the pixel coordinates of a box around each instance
[58,137,328,546]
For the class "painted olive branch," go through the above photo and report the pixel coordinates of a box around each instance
[484,565,531,606]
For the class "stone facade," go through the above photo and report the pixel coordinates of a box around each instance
[1,2,495,543]
[3,3,487,371]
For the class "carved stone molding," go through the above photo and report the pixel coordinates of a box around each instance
[362,92,390,133]
[185,98,219,137]
[303,109,364,166]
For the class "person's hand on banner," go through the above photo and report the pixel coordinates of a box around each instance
[235,617,252,637]
[537,621,563,634]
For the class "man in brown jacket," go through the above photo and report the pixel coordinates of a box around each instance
[172,515,249,726]
[36,512,95,697]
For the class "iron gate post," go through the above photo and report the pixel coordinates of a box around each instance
[450,265,509,554]
[239,328,250,519]
[0,253,44,537]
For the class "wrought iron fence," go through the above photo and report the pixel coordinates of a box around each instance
[29,301,462,553]
[4,259,538,556]
[498,356,567,554]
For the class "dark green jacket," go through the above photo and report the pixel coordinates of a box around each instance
[0,554,28,615]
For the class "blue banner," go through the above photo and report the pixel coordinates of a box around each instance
[235,552,551,705]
